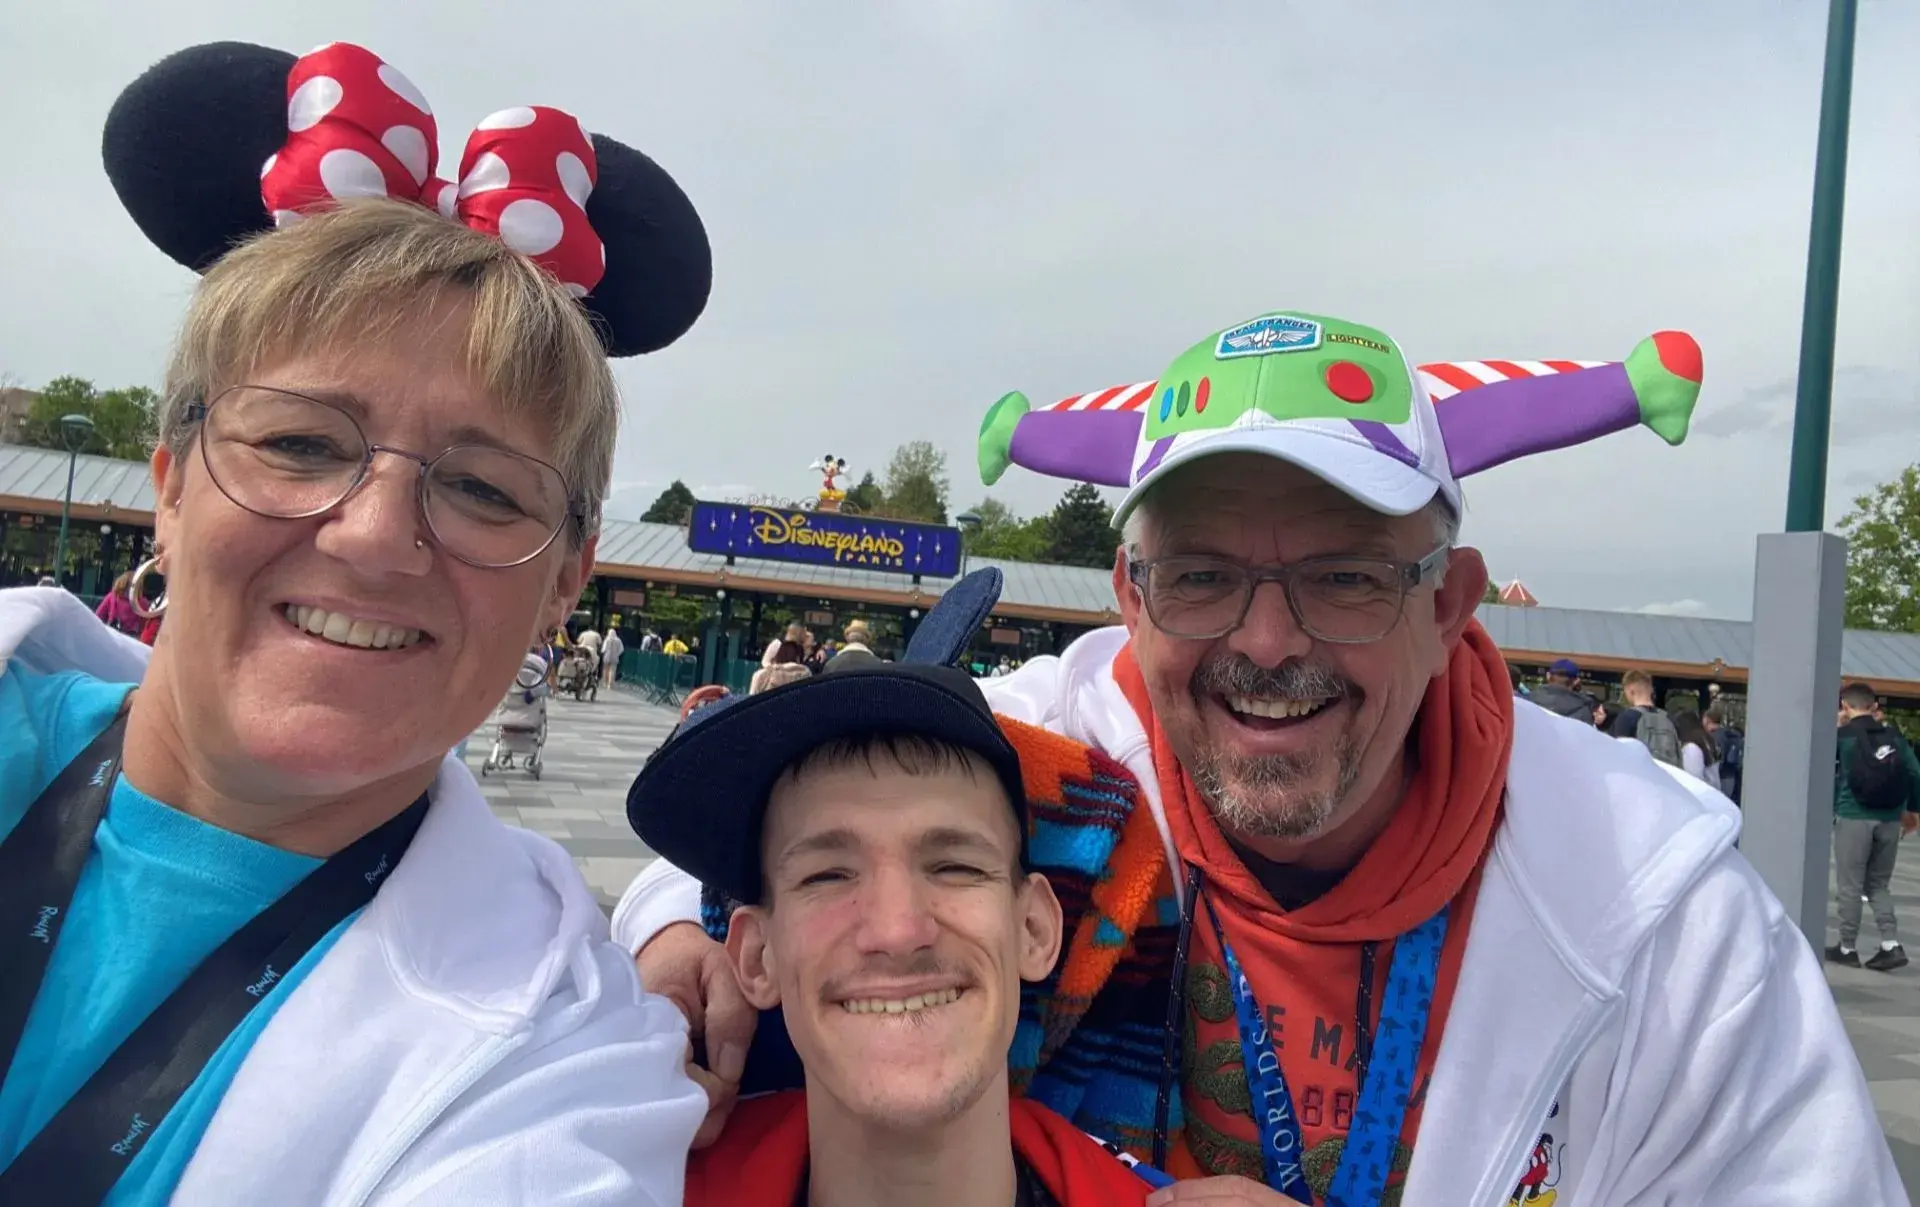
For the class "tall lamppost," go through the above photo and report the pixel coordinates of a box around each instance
[955,511,983,579]
[52,413,95,589]
[1783,0,1859,532]
[1743,0,1859,951]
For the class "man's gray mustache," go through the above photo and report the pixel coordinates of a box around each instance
[1192,656,1358,702]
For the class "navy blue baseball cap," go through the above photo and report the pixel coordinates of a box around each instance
[1549,658,1580,676]
[626,661,1027,906]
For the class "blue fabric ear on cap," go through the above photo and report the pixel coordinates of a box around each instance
[903,568,1004,667]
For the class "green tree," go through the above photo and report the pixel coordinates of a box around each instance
[880,441,949,524]
[1044,482,1121,569]
[91,387,160,460]
[19,376,158,461]
[1482,580,1502,605]
[963,497,1050,562]
[1839,464,1920,633]
[844,471,883,515]
[641,479,697,525]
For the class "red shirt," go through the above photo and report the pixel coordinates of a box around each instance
[686,1092,1151,1207]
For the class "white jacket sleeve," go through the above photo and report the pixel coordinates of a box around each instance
[1583,854,1906,1205]
[366,946,705,1206]
[1680,742,1708,783]
[611,855,706,957]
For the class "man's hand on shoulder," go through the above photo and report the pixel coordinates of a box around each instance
[636,921,759,1148]
[1146,1176,1299,1205]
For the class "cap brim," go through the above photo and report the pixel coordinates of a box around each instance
[626,665,1025,905]
[1114,427,1445,524]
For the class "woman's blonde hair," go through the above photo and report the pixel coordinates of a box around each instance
[160,198,618,540]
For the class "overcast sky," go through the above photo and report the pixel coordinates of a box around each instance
[5,1,1917,620]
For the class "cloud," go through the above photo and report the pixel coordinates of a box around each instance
[1690,367,1920,442]
[1636,599,1714,618]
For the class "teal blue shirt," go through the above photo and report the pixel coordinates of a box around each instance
[0,662,357,1205]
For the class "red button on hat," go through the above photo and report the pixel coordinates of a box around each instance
[1325,361,1374,403]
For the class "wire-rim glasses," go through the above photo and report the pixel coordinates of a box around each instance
[186,385,581,569]
[1126,544,1452,643]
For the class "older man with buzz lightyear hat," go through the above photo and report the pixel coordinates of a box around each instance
[618,310,1901,1205]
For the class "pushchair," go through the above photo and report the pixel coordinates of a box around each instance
[481,653,550,779]
[556,645,599,702]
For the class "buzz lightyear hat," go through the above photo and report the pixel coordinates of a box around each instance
[976,309,1703,521]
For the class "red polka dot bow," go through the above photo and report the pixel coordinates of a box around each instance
[260,43,603,296]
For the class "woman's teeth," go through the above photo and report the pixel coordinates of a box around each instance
[840,988,962,1015]
[284,605,422,651]
[1227,695,1330,720]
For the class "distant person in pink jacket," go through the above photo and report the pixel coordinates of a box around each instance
[93,571,144,637]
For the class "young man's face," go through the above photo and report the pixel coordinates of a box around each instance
[727,750,1062,1132]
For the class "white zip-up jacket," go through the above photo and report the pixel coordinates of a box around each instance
[617,627,1905,1205]
[3,588,705,1205]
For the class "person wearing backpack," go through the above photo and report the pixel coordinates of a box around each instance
[1829,683,1920,971]
[1704,705,1744,804]
[1610,669,1683,767]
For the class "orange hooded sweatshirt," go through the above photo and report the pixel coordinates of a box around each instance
[1114,623,1513,1197]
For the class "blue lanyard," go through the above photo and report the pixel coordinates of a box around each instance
[1203,891,1449,1206]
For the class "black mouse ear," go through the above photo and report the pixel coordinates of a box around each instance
[581,133,712,358]
[102,41,294,273]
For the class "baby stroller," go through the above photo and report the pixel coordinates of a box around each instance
[482,653,550,779]
[557,645,599,702]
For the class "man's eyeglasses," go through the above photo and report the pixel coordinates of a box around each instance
[185,386,580,569]
[1125,545,1451,643]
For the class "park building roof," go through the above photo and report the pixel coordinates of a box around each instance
[0,443,157,516]
[4,440,1919,695]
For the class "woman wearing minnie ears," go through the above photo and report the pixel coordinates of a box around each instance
[0,40,710,1206]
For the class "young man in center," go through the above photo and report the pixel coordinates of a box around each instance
[627,662,1153,1207]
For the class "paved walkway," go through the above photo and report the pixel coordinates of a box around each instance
[462,684,676,907]
[1829,844,1920,1190]
[477,688,1918,1191]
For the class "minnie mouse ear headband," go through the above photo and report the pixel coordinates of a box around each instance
[977,310,1701,521]
[102,41,710,358]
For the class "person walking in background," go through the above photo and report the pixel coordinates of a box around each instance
[93,571,146,637]
[749,641,810,694]
[1673,711,1720,788]
[663,633,689,657]
[1703,705,1744,803]
[1829,683,1920,971]
[1611,669,1683,766]
[762,622,809,668]
[825,619,880,671]
[601,624,625,688]
[1527,658,1594,724]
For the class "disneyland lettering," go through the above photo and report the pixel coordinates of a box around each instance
[748,508,907,566]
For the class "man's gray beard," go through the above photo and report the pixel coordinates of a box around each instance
[1192,737,1361,841]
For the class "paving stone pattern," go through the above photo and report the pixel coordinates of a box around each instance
[462,685,677,909]
[475,687,1917,1192]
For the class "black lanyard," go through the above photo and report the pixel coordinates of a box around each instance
[0,710,427,1206]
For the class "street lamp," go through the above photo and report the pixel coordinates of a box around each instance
[955,511,983,579]
[1783,0,1858,532]
[52,413,95,589]
[1742,0,1859,951]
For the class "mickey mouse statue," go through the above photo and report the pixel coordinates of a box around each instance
[807,454,848,511]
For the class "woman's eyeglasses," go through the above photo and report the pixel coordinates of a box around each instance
[186,386,579,569]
